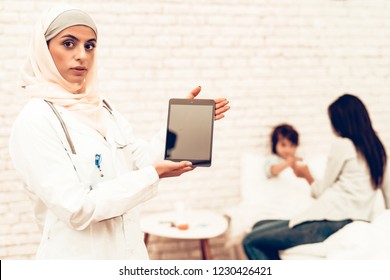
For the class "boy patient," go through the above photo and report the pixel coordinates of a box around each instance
[265,123,301,178]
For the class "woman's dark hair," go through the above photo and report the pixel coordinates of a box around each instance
[328,94,387,189]
[271,124,299,154]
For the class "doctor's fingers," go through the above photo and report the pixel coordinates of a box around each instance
[155,160,195,178]
[161,166,195,178]
[168,160,196,176]
[187,86,202,99]
[214,100,230,120]
[215,98,228,108]
[171,166,196,177]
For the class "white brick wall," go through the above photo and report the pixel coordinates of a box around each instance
[1,0,390,259]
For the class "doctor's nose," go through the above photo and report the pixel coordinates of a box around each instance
[75,46,87,61]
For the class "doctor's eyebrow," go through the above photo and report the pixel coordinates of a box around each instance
[60,34,97,43]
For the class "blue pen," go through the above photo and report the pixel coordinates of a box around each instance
[95,154,104,177]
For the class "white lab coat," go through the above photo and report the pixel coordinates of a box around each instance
[9,98,164,259]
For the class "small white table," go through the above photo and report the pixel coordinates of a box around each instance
[140,209,228,260]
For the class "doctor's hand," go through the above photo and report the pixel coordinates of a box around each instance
[187,86,230,121]
[154,160,195,178]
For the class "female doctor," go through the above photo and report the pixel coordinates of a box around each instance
[9,5,230,259]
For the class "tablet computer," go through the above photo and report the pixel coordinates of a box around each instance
[164,98,215,167]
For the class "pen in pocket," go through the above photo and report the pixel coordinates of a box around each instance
[95,154,104,177]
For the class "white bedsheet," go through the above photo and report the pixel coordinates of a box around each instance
[225,153,319,247]
[281,210,390,260]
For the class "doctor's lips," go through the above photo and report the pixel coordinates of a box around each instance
[71,66,87,73]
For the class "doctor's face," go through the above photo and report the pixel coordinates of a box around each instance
[48,25,96,89]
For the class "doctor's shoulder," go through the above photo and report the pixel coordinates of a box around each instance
[11,98,58,135]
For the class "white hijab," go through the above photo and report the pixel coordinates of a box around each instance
[21,4,106,136]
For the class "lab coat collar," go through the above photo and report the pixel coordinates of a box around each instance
[52,103,114,147]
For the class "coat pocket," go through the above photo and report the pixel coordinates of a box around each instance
[70,153,100,188]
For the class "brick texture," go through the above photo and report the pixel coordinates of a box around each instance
[1,0,390,259]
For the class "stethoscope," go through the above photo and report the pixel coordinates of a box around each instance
[45,99,133,179]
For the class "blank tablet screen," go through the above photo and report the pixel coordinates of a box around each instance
[164,98,215,166]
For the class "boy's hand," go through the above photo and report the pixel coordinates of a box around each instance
[286,156,302,167]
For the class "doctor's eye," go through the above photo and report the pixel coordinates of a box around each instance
[85,42,96,52]
[63,40,75,48]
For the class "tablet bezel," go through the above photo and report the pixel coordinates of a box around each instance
[164,98,215,167]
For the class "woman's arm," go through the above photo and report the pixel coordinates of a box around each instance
[382,168,390,209]
[294,138,355,198]
[292,163,314,185]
